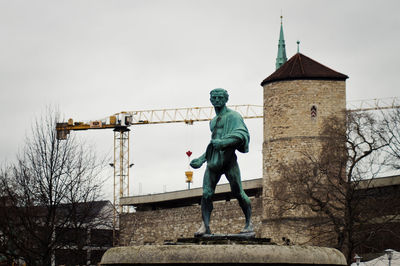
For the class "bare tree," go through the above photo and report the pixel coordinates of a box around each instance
[380,107,400,170]
[0,109,109,266]
[272,111,400,263]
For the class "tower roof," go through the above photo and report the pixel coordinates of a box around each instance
[261,53,348,86]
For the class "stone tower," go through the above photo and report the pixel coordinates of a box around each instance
[260,53,348,244]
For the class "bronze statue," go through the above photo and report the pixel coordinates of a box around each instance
[190,88,253,236]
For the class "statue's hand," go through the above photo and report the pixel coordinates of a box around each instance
[190,158,205,169]
[211,139,225,150]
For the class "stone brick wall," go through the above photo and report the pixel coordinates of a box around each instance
[262,79,346,244]
[119,197,263,246]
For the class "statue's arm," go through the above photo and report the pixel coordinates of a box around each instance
[190,152,207,169]
[211,137,241,150]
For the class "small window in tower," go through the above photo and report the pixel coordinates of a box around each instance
[311,105,317,118]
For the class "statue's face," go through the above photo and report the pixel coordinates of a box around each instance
[210,91,228,108]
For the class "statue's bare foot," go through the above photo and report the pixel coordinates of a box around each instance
[194,222,211,237]
[240,222,254,234]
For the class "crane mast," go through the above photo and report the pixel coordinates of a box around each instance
[113,127,130,213]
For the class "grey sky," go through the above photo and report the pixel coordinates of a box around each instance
[1,0,399,199]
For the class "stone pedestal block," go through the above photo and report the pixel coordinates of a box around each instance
[100,244,346,265]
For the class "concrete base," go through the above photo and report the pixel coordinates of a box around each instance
[100,245,346,265]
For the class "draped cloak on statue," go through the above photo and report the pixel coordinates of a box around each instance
[205,108,250,171]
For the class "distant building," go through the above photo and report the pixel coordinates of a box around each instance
[54,201,115,266]
[0,200,114,266]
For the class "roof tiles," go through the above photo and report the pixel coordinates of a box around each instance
[261,53,348,86]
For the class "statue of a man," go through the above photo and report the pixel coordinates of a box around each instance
[190,88,253,236]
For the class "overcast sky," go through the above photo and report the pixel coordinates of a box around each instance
[1,0,399,200]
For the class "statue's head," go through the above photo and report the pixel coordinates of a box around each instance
[210,88,229,108]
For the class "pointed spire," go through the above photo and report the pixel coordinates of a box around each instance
[275,15,287,70]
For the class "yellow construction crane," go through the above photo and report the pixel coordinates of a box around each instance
[55,97,399,243]
[55,104,263,206]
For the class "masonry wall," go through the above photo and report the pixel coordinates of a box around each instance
[262,79,346,244]
[119,197,263,245]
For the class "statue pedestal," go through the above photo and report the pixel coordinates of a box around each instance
[168,233,268,245]
[100,236,346,266]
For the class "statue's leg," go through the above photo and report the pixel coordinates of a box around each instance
[195,167,221,236]
[225,161,253,233]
